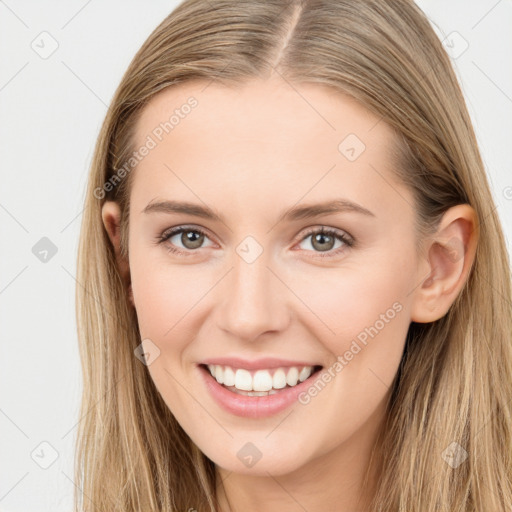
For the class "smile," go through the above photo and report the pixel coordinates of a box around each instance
[198,361,323,418]
[204,364,320,396]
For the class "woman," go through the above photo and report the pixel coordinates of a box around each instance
[74,0,512,510]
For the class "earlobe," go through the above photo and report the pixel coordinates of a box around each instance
[101,200,133,307]
[411,204,479,323]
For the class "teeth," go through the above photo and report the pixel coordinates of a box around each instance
[205,364,316,392]
[248,390,272,397]
[235,369,252,391]
[286,367,299,386]
[215,365,224,384]
[253,370,273,391]
[272,368,287,389]
[299,366,312,382]
[223,366,235,387]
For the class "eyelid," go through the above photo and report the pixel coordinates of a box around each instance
[157,224,216,247]
[158,224,353,243]
[159,224,212,240]
[157,224,354,258]
[293,225,354,246]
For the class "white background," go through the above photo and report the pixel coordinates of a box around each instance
[0,1,511,510]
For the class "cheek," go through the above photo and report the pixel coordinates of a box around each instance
[286,257,412,351]
[129,255,209,408]
[129,249,211,339]
[131,241,413,356]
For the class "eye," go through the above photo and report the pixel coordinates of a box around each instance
[156,225,214,255]
[156,225,354,258]
[296,226,354,258]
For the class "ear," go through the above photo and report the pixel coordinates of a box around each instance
[101,200,134,308]
[411,204,479,323]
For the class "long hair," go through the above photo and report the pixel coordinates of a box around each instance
[74,1,512,510]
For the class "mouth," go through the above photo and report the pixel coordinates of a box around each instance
[199,363,323,397]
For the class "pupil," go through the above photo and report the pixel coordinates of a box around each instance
[183,230,203,249]
[314,233,333,251]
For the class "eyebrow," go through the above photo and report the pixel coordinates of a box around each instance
[141,198,375,222]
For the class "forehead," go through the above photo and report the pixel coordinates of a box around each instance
[133,77,394,155]
[129,78,409,221]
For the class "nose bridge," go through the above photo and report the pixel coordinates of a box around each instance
[215,242,289,342]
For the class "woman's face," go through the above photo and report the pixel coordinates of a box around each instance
[124,77,425,476]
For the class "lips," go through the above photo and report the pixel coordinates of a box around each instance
[197,358,323,418]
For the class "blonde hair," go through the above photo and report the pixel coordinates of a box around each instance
[74,0,512,510]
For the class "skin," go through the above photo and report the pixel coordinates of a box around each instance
[102,75,478,511]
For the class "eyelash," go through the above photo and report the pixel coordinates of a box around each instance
[155,225,355,258]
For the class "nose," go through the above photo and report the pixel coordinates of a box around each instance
[214,249,291,343]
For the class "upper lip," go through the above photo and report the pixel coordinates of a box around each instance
[200,356,323,370]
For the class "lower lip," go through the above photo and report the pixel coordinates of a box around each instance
[197,364,321,418]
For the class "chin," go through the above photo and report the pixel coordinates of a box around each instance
[201,437,314,477]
